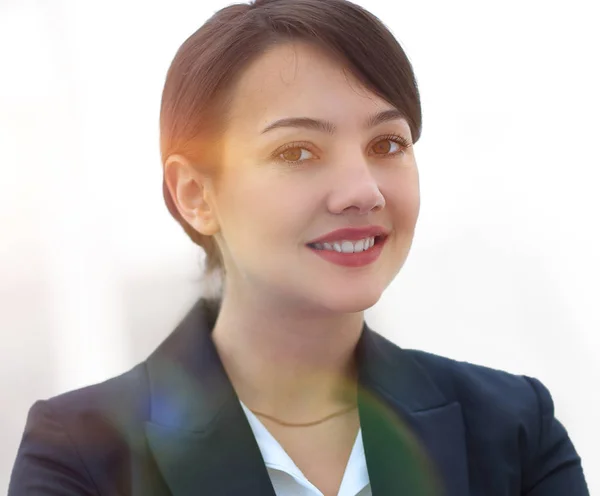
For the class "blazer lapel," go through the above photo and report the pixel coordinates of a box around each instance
[143,299,276,496]
[356,326,470,496]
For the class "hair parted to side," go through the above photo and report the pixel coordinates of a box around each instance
[160,0,422,281]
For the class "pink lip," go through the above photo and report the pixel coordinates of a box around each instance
[307,226,389,245]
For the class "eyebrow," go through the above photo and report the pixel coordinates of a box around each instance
[260,108,406,135]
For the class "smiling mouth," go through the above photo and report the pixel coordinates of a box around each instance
[307,235,387,253]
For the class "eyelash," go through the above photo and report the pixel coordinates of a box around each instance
[273,134,412,166]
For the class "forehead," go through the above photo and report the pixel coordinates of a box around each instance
[226,42,395,134]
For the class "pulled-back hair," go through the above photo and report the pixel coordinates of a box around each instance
[160,0,422,278]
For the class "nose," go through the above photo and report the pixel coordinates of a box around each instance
[327,158,385,215]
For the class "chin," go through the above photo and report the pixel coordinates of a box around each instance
[317,287,384,314]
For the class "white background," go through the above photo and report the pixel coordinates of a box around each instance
[1,0,598,492]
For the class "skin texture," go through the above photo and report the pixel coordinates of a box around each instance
[164,39,420,432]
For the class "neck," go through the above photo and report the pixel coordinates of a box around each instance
[210,288,364,420]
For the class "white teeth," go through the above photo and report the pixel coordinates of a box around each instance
[341,241,354,253]
[312,237,376,253]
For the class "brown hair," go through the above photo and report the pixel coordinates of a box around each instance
[160,0,422,277]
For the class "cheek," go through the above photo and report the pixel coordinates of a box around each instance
[216,169,315,251]
[384,168,421,227]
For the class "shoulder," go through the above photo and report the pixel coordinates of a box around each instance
[404,347,548,424]
[23,362,151,453]
[26,364,149,458]
[407,348,543,403]
[400,347,588,492]
[9,363,151,494]
[40,361,150,430]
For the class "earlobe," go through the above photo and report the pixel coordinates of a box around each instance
[163,154,220,236]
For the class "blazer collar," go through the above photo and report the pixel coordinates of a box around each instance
[144,299,469,495]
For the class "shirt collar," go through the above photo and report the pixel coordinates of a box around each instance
[240,401,370,495]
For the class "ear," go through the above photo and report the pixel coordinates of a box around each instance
[163,154,220,236]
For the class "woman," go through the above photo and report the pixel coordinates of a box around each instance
[8,0,589,495]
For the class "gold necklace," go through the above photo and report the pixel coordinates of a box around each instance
[250,404,357,427]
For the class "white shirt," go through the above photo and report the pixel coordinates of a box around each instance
[240,401,372,496]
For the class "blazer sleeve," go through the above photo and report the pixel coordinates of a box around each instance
[521,376,589,495]
[8,400,99,495]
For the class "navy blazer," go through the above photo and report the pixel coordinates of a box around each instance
[9,299,589,495]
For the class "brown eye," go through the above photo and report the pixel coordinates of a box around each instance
[282,148,303,162]
[275,145,315,165]
[372,140,393,155]
[369,135,411,158]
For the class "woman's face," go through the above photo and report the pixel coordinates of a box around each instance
[210,41,420,313]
